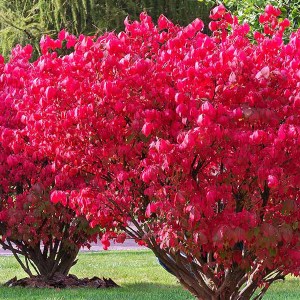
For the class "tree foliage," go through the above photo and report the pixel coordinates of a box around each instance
[3,4,300,299]
[0,0,211,58]
[206,0,300,35]
[6,6,300,299]
[0,45,98,277]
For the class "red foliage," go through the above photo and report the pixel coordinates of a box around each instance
[4,4,300,298]
[0,45,98,276]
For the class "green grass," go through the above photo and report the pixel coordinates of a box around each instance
[0,250,299,299]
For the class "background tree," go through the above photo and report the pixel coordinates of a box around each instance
[0,0,212,58]
[205,0,300,36]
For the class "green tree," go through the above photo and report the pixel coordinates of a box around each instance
[204,0,300,34]
[0,0,212,59]
[0,1,43,58]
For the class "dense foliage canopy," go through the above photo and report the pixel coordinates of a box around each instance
[0,46,98,277]
[1,4,300,299]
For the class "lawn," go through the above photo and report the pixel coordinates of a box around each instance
[0,250,299,299]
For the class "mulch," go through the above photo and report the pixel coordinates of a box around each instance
[4,272,119,289]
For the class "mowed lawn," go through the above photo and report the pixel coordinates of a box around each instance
[0,250,299,300]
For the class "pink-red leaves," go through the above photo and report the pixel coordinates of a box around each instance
[4,4,300,287]
[142,122,154,137]
[158,15,173,31]
[101,234,111,250]
[115,233,127,244]
[210,5,226,21]
[255,66,270,80]
[45,86,56,100]
[145,203,157,218]
[265,4,281,17]
[51,190,68,206]
[267,175,279,188]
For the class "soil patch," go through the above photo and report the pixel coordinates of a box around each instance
[4,273,119,289]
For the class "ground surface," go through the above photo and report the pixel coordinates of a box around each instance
[0,250,299,299]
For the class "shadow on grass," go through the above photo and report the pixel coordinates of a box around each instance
[0,282,194,300]
[2,281,300,300]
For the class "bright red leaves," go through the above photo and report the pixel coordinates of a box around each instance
[2,4,300,290]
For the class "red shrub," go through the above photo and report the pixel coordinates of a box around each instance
[7,5,300,299]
